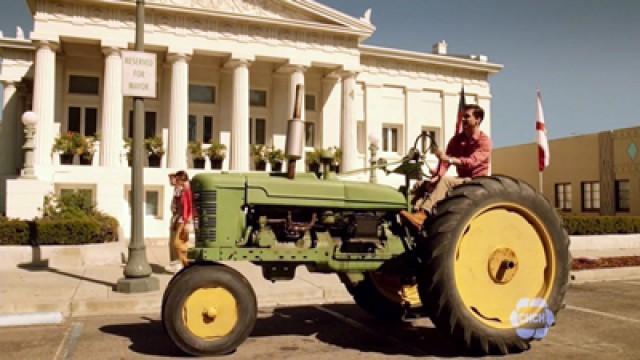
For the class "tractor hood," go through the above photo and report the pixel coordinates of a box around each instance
[192,173,406,210]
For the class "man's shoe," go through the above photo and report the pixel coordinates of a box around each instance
[400,210,427,230]
[164,261,183,274]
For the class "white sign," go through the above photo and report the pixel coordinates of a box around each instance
[122,50,157,98]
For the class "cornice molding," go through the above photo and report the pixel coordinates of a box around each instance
[360,44,503,74]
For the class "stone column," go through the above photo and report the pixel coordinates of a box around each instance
[167,53,190,169]
[226,59,250,171]
[100,47,124,167]
[32,41,57,167]
[320,74,341,149]
[341,71,358,172]
[1,81,19,175]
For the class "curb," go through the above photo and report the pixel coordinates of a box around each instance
[570,266,640,284]
[0,312,64,327]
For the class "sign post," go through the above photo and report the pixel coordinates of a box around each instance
[116,0,159,293]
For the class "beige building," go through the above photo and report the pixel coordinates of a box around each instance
[0,0,501,237]
[493,126,640,216]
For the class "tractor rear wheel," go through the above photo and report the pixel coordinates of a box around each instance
[162,263,257,356]
[418,176,570,355]
[340,272,422,321]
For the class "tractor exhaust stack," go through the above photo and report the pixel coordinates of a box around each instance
[285,84,304,179]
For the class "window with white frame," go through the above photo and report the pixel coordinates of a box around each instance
[187,114,215,144]
[249,118,266,145]
[249,90,267,107]
[67,106,98,137]
[126,187,163,217]
[382,125,402,153]
[581,181,600,211]
[554,183,572,211]
[421,126,441,150]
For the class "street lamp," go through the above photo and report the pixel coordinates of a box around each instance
[116,0,159,293]
[21,111,38,179]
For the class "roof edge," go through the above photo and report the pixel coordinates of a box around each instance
[0,37,35,51]
[360,44,503,74]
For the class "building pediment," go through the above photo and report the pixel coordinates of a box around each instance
[150,0,320,23]
[144,0,374,37]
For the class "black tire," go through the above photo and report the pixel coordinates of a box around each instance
[161,264,193,333]
[340,272,422,322]
[417,175,570,355]
[162,263,257,356]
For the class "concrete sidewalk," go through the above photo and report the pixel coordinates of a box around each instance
[3,236,640,322]
[0,242,352,320]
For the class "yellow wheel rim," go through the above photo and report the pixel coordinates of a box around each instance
[454,203,555,329]
[369,273,422,309]
[182,288,238,339]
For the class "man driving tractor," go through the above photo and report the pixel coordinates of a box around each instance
[401,104,492,229]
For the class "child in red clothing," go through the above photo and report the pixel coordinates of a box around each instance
[172,170,194,267]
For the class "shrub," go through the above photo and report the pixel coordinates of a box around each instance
[0,218,30,245]
[561,215,640,235]
[34,218,103,245]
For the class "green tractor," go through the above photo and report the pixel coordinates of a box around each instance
[162,87,570,356]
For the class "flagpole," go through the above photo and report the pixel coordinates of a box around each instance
[539,171,543,193]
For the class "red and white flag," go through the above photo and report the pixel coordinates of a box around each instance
[536,91,550,171]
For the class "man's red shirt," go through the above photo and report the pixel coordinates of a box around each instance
[437,130,492,178]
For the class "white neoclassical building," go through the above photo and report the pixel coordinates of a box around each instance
[0,0,502,237]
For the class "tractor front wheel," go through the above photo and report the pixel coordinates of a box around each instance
[162,263,257,356]
[418,176,570,355]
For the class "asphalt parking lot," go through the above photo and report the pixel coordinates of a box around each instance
[2,280,639,360]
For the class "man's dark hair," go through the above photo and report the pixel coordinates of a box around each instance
[175,170,189,181]
[463,104,485,122]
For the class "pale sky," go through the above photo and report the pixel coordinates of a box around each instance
[1,0,639,148]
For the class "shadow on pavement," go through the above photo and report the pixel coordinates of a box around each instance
[99,304,468,358]
[17,245,117,288]
[100,317,183,357]
[17,263,118,288]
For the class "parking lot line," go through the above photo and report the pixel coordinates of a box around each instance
[54,322,83,360]
[313,305,425,355]
[566,305,640,324]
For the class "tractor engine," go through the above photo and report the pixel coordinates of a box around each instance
[249,206,391,253]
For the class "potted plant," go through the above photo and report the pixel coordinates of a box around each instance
[53,132,80,165]
[207,143,227,170]
[144,136,165,168]
[188,141,206,169]
[124,138,132,166]
[251,144,268,171]
[268,147,285,172]
[77,135,98,165]
[306,148,321,175]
